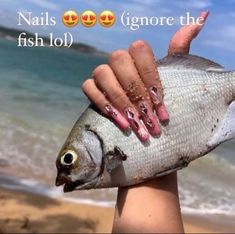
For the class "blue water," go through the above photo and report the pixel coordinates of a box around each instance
[0,38,235,216]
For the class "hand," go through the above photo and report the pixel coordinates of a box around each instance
[82,37,170,142]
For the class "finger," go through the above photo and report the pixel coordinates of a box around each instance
[92,64,149,141]
[108,50,161,136]
[81,78,130,131]
[129,40,169,123]
[168,11,209,55]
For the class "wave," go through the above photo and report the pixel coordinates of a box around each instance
[1,173,235,216]
[0,174,115,208]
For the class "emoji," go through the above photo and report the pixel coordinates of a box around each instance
[99,10,115,28]
[62,10,79,27]
[80,10,97,28]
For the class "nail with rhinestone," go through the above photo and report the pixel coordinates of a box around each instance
[138,101,161,136]
[149,86,169,123]
[105,104,129,130]
[124,107,149,142]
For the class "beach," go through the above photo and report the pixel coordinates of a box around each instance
[1,187,234,233]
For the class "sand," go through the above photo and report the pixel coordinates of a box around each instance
[0,188,234,233]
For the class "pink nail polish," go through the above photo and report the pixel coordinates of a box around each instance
[139,101,161,136]
[149,86,162,107]
[124,107,149,141]
[149,86,169,123]
[138,128,149,142]
[105,104,129,130]
[156,104,169,123]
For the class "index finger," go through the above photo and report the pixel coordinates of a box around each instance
[168,11,209,55]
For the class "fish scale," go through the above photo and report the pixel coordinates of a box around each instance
[56,54,235,191]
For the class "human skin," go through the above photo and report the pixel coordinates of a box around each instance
[82,11,209,233]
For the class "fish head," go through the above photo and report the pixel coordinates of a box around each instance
[55,129,103,192]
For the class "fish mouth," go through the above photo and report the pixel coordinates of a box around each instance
[55,176,99,192]
[63,181,83,192]
[63,179,99,192]
[55,176,84,192]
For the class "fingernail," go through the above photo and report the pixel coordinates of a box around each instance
[139,101,161,136]
[200,11,209,20]
[138,128,149,142]
[149,86,162,107]
[156,104,169,123]
[149,86,169,123]
[124,107,149,142]
[105,104,130,130]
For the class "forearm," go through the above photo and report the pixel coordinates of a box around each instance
[112,172,184,233]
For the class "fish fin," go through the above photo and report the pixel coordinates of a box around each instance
[158,54,224,71]
[207,100,235,147]
[105,147,127,173]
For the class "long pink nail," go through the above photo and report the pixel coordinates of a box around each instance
[139,101,161,136]
[124,107,149,142]
[200,11,209,23]
[105,104,129,130]
[149,86,169,123]
[156,104,169,123]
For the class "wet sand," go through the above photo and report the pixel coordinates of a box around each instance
[0,188,234,233]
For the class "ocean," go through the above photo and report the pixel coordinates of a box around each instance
[0,38,235,216]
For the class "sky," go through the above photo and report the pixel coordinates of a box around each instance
[0,0,235,68]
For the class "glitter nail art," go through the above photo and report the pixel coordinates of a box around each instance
[125,108,139,130]
[139,102,148,116]
[105,104,118,118]
[149,86,162,106]
[139,102,155,129]
[146,118,155,128]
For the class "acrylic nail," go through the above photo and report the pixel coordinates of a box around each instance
[156,103,169,123]
[149,86,162,107]
[105,104,129,130]
[139,101,161,136]
[149,86,169,123]
[124,107,149,141]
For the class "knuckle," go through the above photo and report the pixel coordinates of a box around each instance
[111,92,129,107]
[92,64,110,78]
[130,40,148,51]
[141,66,157,77]
[109,49,128,63]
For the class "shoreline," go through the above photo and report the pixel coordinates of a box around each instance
[0,187,235,233]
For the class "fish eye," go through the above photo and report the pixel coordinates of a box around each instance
[61,150,78,166]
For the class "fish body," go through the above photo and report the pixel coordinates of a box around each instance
[56,55,235,192]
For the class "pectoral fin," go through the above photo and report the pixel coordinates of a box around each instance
[105,147,127,173]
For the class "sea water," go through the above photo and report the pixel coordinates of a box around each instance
[0,38,235,216]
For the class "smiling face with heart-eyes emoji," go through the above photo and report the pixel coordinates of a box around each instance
[80,10,97,27]
[99,10,115,27]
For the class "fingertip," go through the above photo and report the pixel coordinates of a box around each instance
[151,121,161,137]
[138,128,149,142]
[200,10,210,19]
[156,104,169,124]
[116,115,130,130]
[199,11,210,24]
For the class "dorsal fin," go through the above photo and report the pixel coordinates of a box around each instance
[158,54,224,71]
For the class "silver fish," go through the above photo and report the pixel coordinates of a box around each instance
[55,54,235,192]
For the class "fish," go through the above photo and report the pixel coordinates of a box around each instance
[55,54,235,192]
